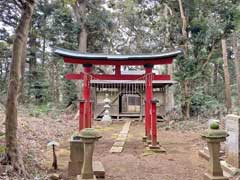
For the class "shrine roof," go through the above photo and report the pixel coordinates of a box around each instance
[54,48,183,65]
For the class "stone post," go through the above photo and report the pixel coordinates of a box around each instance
[68,136,84,177]
[77,128,102,180]
[201,122,229,180]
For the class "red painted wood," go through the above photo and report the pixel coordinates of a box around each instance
[64,57,173,65]
[66,73,170,81]
[115,65,121,76]
[153,75,170,80]
[145,66,153,140]
[83,65,92,129]
[89,102,92,127]
[151,101,157,146]
[66,73,84,80]
[79,101,85,131]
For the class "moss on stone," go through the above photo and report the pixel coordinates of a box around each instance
[210,122,219,129]
[79,128,102,139]
[202,129,228,138]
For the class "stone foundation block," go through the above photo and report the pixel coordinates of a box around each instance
[204,173,229,180]
[68,161,82,176]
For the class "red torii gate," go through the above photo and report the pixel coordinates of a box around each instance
[54,48,182,148]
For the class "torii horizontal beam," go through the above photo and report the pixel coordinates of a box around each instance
[63,57,173,65]
[65,73,171,81]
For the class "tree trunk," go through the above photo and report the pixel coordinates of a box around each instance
[181,80,190,120]
[18,39,27,103]
[233,32,240,105]
[213,62,219,99]
[73,0,88,99]
[178,0,190,120]
[41,0,47,68]
[221,38,232,112]
[4,0,35,175]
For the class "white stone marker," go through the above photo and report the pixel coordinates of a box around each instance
[225,114,240,168]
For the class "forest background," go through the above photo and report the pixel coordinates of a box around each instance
[0,0,240,175]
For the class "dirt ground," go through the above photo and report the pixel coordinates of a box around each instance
[93,121,207,180]
[42,120,208,180]
[0,109,237,180]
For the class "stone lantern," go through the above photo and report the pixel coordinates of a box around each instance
[201,122,229,180]
[102,94,112,122]
[77,128,102,180]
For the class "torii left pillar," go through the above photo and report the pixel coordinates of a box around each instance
[80,64,92,131]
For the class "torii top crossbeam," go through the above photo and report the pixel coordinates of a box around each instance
[54,48,182,65]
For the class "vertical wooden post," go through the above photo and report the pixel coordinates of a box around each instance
[83,64,92,129]
[89,101,93,128]
[115,65,121,76]
[144,64,153,140]
[151,99,158,146]
[79,100,85,131]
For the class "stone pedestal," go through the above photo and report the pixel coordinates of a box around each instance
[68,138,84,177]
[201,123,229,180]
[77,128,102,180]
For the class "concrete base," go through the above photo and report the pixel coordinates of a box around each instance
[146,139,152,145]
[147,146,166,153]
[142,136,147,142]
[93,161,105,178]
[204,173,229,180]
[221,161,240,177]
[77,175,97,180]
[148,144,160,149]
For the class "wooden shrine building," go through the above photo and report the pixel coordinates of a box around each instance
[54,48,182,147]
[91,75,176,121]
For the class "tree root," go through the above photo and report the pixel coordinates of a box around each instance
[0,153,30,178]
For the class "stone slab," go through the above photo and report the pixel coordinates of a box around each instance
[113,141,125,147]
[221,160,240,177]
[110,146,123,153]
[225,114,240,168]
[93,161,105,178]
[118,134,128,138]
[119,131,128,135]
[116,137,127,142]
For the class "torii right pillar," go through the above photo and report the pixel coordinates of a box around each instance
[144,64,153,142]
